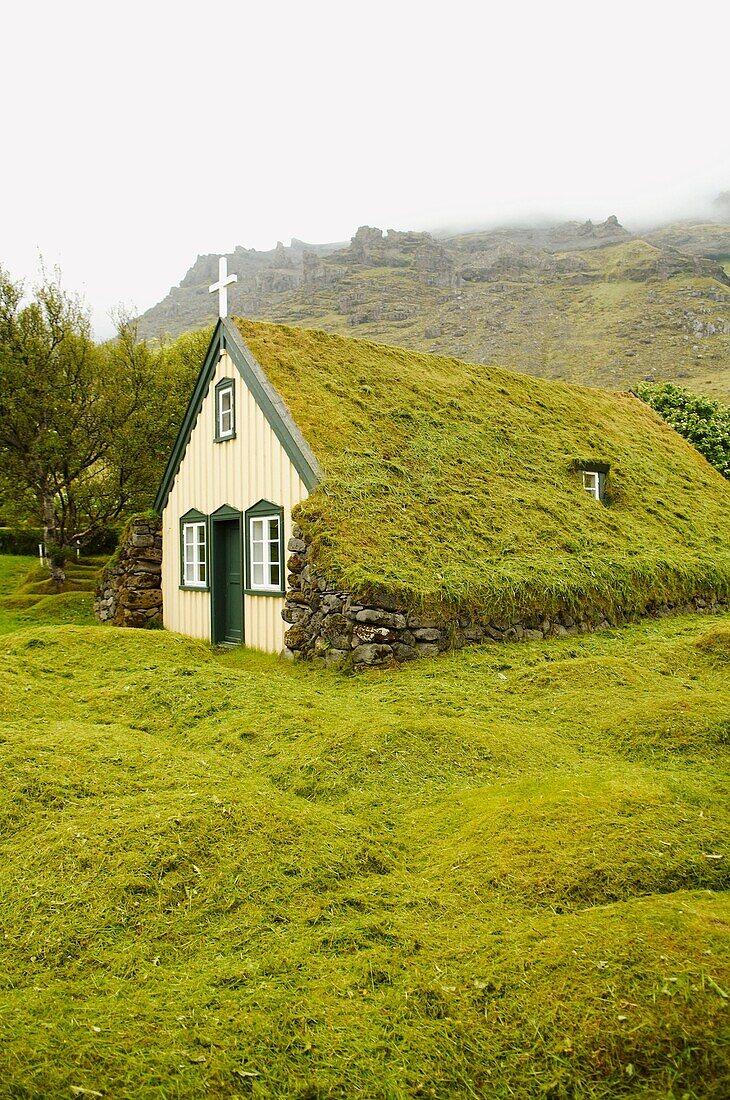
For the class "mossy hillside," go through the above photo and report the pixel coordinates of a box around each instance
[647,222,730,260]
[141,231,730,401]
[0,609,729,1097]
[264,239,730,402]
[236,320,730,619]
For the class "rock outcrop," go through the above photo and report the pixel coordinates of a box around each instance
[136,215,730,401]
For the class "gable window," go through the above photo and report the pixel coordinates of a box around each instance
[245,500,284,594]
[215,378,235,441]
[180,510,208,588]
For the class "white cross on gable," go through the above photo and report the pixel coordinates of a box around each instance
[209,257,238,319]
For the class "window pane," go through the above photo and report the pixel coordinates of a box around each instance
[251,522,263,563]
[183,524,194,586]
[583,472,599,498]
[197,525,206,582]
[249,513,283,588]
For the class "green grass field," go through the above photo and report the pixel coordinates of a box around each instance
[0,559,728,1098]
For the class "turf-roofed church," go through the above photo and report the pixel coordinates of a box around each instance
[154,260,321,652]
[155,284,730,664]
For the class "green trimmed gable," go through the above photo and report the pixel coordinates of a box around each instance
[233,318,730,620]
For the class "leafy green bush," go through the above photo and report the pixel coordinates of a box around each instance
[635,382,730,478]
[0,527,118,556]
[0,529,43,555]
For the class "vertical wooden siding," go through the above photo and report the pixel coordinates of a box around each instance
[161,350,309,652]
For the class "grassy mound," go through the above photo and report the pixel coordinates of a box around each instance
[0,556,98,635]
[0,610,728,1097]
[695,624,730,661]
[235,320,730,620]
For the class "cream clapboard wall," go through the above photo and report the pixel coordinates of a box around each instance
[161,349,309,652]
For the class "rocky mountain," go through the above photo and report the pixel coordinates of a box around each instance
[645,222,730,260]
[138,215,730,400]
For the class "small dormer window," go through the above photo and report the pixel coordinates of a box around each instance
[579,463,608,503]
[583,470,600,500]
[215,378,235,441]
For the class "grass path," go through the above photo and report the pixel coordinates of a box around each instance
[0,560,728,1097]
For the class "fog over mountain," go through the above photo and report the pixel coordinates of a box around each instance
[135,206,730,402]
[2,2,728,338]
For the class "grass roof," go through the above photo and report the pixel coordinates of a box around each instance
[234,319,730,620]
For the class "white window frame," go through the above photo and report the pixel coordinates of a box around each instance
[248,514,282,592]
[217,382,234,440]
[182,521,207,587]
[582,470,601,501]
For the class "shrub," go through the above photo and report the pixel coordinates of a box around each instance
[635,382,730,479]
[0,527,119,557]
[0,528,44,555]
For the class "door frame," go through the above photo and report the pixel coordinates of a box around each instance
[210,505,244,645]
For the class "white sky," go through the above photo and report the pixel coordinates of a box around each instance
[2,0,729,337]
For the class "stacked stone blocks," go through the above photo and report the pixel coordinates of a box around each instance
[95,517,163,627]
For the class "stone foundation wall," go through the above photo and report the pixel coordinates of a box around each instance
[283,528,726,669]
[95,516,162,627]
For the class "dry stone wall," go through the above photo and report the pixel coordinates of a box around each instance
[95,517,162,628]
[283,528,726,669]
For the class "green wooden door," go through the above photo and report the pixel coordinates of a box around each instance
[212,518,243,645]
